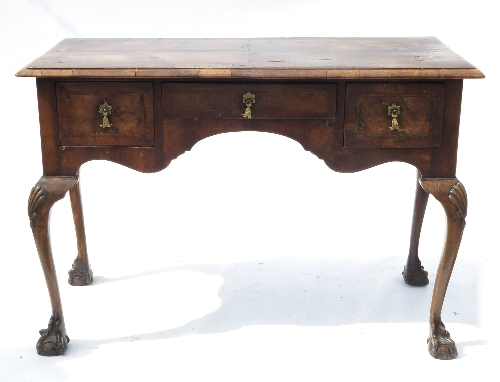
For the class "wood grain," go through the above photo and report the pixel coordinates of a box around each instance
[17,38,484,79]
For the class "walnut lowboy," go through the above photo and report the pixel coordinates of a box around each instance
[17,37,483,359]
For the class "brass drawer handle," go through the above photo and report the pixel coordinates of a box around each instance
[99,101,113,128]
[242,92,255,119]
[388,103,401,130]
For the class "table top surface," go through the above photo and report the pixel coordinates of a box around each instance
[16,37,484,79]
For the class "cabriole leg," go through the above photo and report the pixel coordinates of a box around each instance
[420,177,467,360]
[68,180,93,286]
[403,171,430,286]
[28,176,78,356]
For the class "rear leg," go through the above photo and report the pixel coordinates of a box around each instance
[403,171,430,286]
[68,180,93,286]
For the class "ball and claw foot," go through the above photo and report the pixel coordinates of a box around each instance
[68,258,93,286]
[427,320,458,360]
[36,316,70,356]
[402,265,429,286]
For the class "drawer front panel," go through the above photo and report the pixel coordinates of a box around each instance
[344,83,445,148]
[56,82,154,146]
[162,83,337,120]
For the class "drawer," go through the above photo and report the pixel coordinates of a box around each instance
[344,83,445,148]
[56,82,154,146]
[162,83,336,120]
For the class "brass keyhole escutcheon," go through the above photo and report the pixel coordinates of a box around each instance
[99,101,113,128]
[388,103,401,130]
[242,92,255,119]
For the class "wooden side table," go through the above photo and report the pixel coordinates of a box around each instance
[17,37,484,359]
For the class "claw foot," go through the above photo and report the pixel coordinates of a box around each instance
[427,320,458,360]
[403,265,429,286]
[36,316,70,356]
[68,257,93,286]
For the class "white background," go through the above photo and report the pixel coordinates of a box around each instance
[0,1,497,381]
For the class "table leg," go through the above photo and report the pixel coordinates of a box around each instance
[68,180,93,286]
[403,171,430,286]
[420,177,467,360]
[28,176,78,356]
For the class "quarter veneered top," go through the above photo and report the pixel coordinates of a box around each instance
[16,37,484,79]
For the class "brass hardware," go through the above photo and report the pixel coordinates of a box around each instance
[99,101,113,128]
[388,103,401,130]
[242,92,255,119]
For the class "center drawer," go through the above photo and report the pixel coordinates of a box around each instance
[162,83,337,120]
